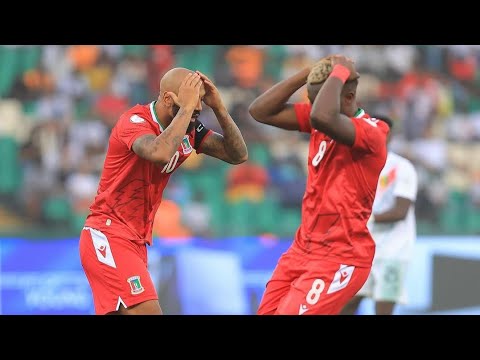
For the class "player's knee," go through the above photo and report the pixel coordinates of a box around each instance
[375,301,395,315]
[340,296,364,315]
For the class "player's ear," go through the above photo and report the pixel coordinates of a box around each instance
[344,90,355,102]
[162,91,174,107]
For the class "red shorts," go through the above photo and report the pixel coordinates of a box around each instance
[257,247,371,315]
[79,227,158,315]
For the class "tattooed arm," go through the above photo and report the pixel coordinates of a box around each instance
[199,106,248,164]
[195,70,248,165]
[132,72,202,165]
[132,114,188,166]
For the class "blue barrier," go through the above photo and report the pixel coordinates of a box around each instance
[1,236,480,315]
[0,237,289,315]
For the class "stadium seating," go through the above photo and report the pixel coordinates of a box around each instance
[1,45,478,239]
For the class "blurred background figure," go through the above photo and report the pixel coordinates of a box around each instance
[341,115,419,315]
[1,45,479,315]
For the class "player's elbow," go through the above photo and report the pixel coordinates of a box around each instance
[133,137,172,165]
[232,152,248,165]
[136,153,169,167]
[309,111,332,131]
[149,152,172,167]
[396,208,409,221]
[226,148,248,165]
[248,102,268,124]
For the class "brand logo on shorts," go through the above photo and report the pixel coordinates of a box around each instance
[98,245,107,258]
[298,304,309,315]
[127,276,145,295]
[327,264,355,294]
[87,227,117,268]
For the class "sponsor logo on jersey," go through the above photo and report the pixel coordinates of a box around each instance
[130,114,146,123]
[363,117,379,127]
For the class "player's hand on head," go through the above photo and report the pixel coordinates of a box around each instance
[166,72,203,111]
[195,70,224,111]
[330,55,360,81]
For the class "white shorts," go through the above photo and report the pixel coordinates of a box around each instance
[356,258,409,303]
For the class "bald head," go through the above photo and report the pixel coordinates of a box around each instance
[160,67,195,94]
[156,67,206,129]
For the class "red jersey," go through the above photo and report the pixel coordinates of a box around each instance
[85,101,212,245]
[293,103,389,267]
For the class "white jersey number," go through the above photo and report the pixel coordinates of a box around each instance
[312,140,327,167]
[161,151,180,174]
[306,279,326,305]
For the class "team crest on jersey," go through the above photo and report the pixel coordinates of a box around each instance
[181,135,193,154]
[127,276,145,295]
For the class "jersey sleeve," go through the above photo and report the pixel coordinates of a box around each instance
[193,118,213,153]
[117,113,157,150]
[393,160,418,201]
[294,102,312,133]
[352,116,389,154]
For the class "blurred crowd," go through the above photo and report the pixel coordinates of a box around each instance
[0,45,479,239]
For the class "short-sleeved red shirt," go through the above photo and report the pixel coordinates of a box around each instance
[85,101,212,245]
[292,103,389,267]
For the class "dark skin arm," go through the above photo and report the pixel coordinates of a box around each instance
[198,109,248,165]
[310,55,358,146]
[195,71,248,165]
[132,73,202,165]
[373,197,413,223]
[248,68,311,130]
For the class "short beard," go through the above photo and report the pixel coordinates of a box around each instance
[172,104,180,117]
[187,122,196,133]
